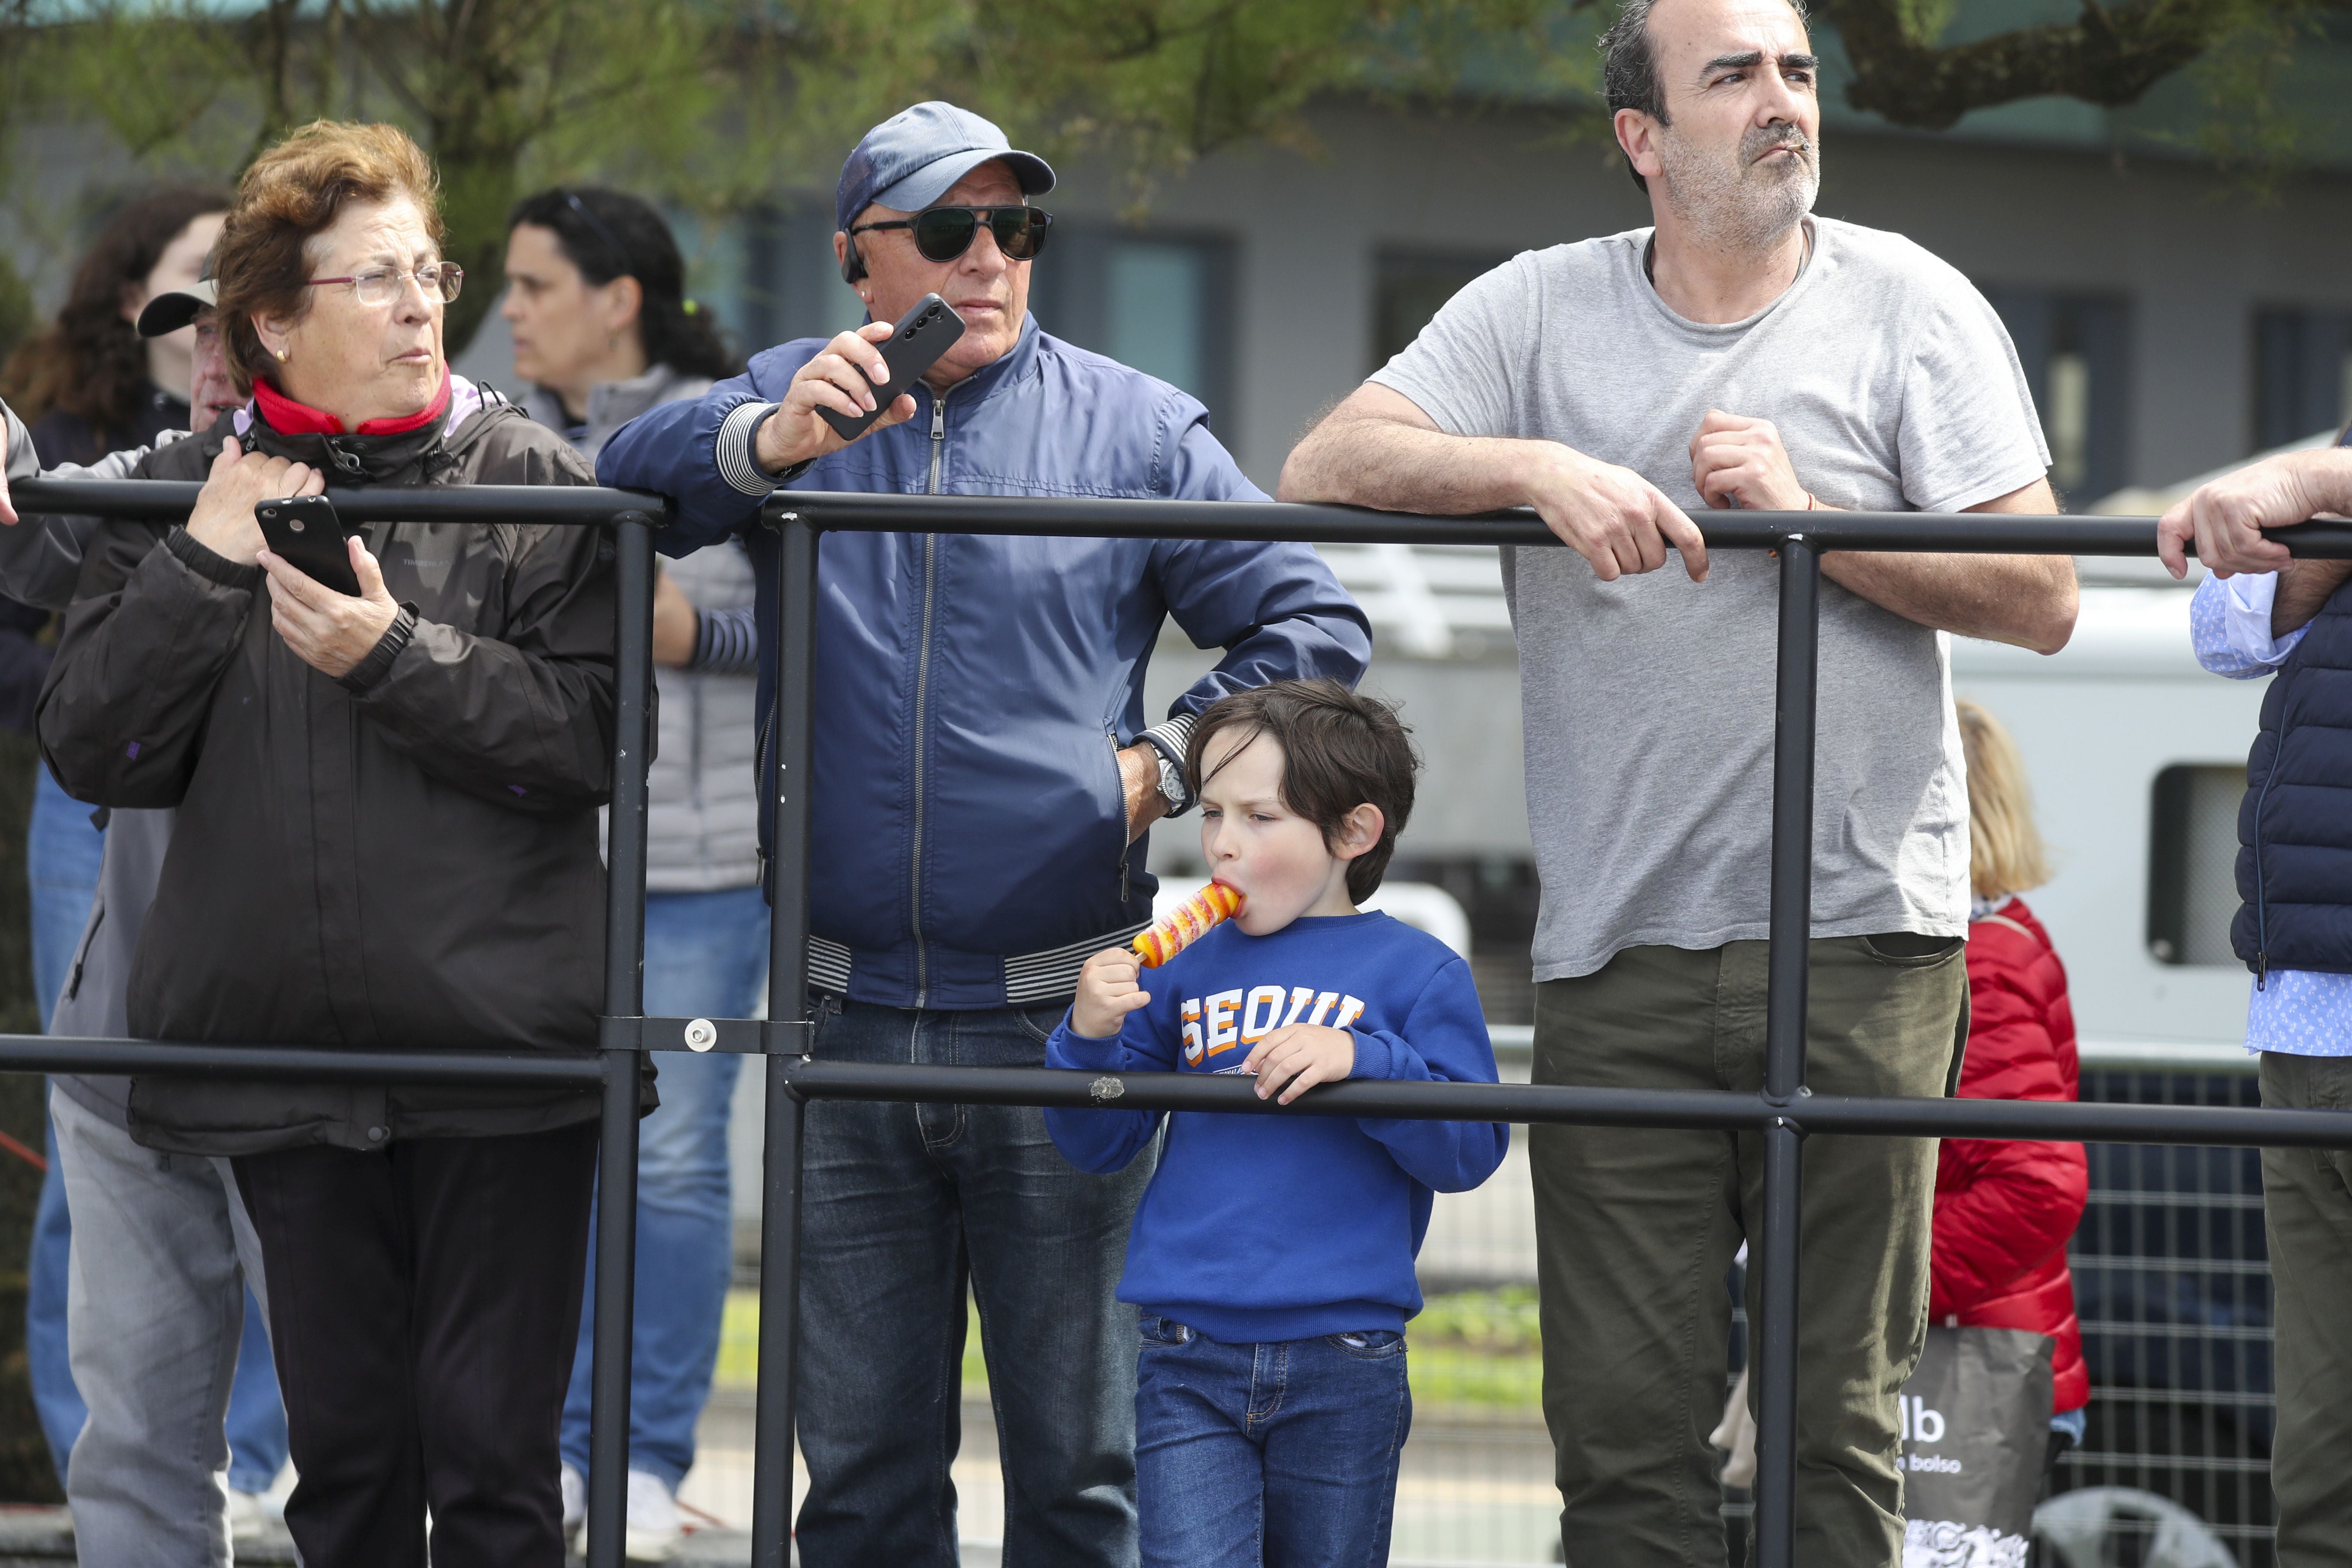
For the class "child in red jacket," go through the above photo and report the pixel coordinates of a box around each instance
[1940,699,2089,1469]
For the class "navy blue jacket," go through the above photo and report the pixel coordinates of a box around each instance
[597,315,1371,1009]
[2235,573,2352,978]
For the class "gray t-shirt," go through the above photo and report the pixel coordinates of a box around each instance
[1370,217,2050,980]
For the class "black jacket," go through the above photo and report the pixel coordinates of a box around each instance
[38,391,630,1155]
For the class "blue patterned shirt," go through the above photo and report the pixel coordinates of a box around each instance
[2189,570,2352,1055]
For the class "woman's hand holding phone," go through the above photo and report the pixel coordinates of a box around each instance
[260,533,400,680]
[188,438,322,567]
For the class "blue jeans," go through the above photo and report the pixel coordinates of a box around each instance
[560,885,766,1488]
[1134,1317,1411,1568]
[795,996,1155,1568]
[27,775,98,1483]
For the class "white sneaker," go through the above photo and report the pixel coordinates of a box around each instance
[560,1462,587,1539]
[624,1468,683,1562]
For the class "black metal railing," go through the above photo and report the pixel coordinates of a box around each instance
[749,493,2352,1568]
[7,477,662,1568]
[11,473,2352,1568]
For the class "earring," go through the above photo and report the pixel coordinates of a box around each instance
[274,347,289,363]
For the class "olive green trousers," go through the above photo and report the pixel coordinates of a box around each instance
[1531,936,1968,1568]
[2260,1051,2352,1568]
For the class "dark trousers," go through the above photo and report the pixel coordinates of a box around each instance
[233,1121,598,1568]
[796,998,1155,1568]
[2259,1052,2352,1568]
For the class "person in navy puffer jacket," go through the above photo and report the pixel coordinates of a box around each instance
[1935,701,2089,1473]
[596,102,1369,1568]
[2161,429,2352,1568]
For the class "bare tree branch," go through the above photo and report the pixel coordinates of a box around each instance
[1821,0,2253,129]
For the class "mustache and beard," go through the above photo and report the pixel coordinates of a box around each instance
[1657,121,1821,255]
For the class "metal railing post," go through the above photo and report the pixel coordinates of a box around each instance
[1754,533,1819,1568]
[586,510,657,1568]
[753,512,821,1566]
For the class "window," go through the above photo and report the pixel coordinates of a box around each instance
[739,203,867,350]
[2252,306,2352,452]
[2147,764,2247,966]
[1372,250,1509,374]
[1978,288,2132,508]
[1026,228,1237,427]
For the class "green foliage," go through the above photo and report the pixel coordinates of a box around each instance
[2171,0,2332,179]
[0,0,1586,351]
[2,0,2340,353]
[1412,1285,1543,1355]
[719,1287,1548,1412]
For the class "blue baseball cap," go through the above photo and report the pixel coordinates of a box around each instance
[835,102,1055,234]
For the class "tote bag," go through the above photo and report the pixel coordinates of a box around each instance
[1899,1324,2055,1568]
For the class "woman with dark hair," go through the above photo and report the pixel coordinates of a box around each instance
[40,122,626,1568]
[504,185,750,1559]
[1,188,227,466]
[502,187,736,456]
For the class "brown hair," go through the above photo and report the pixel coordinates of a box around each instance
[1185,680,1418,903]
[1957,698,2050,902]
[0,187,228,435]
[212,121,442,395]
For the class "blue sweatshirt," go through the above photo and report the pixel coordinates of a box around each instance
[1045,911,1509,1343]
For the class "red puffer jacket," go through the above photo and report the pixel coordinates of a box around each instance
[1930,897,2089,1413]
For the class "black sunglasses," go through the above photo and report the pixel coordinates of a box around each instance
[851,205,1052,264]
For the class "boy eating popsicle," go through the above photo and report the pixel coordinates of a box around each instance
[1045,679,1508,1568]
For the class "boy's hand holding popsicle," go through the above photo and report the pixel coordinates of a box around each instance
[1071,948,1153,1039]
[1072,880,1250,1038]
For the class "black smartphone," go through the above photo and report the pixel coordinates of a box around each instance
[256,495,361,597]
[816,293,967,443]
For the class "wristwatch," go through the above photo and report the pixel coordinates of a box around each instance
[1152,747,1194,817]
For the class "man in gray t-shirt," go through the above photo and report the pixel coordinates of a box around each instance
[1283,0,2076,1562]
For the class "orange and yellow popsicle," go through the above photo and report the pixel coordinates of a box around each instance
[1132,882,1246,968]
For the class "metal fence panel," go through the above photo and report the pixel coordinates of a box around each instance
[10,477,2346,1568]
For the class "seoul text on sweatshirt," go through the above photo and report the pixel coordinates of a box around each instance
[1045,911,1508,1343]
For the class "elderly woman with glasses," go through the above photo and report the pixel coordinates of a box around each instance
[37,120,635,1568]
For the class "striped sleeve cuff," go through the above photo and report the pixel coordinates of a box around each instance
[1138,712,1199,815]
[1139,713,1197,769]
[689,605,760,676]
[715,401,812,498]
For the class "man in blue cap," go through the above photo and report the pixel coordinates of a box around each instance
[598,102,1370,1566]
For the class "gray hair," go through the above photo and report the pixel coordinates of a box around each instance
[1599,0,1810,193]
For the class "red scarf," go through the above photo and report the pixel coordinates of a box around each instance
[253,370,450,437]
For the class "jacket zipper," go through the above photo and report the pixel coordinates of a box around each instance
[2248,658,2308,990]
[1109,726,1131,903]
[908,392,949,1007]
[753,709,773,896]
[928,393,946,495]
[2251,743,2281,991]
